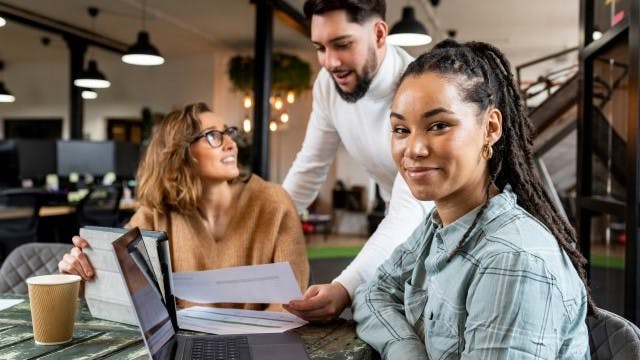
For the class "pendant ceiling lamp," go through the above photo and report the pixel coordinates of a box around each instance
[122,0,164,66]
[74,7,111,89]
[81,88,98,100]
[0,16,6,27]
[387,6,432,47]
[0,81,15,103]
[0,61,15,103]
[74,61,111,89]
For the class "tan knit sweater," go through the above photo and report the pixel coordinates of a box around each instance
[126,174,309,311]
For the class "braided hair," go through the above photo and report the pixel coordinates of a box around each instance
[399,39,594,314]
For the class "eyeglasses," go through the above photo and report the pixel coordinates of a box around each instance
[192,126,239,148]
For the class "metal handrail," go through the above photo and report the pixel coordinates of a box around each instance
[516,47,579,89]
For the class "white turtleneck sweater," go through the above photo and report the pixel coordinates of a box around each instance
[283,45,434,298]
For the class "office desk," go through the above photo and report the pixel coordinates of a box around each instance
[0,201,138,219]
[40,205,75,217]
[39,201,138,218]
[0,294,377,360]
[0,205,75,219]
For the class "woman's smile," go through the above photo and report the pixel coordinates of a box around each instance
[403,165,440,180]
[220,155,236,165]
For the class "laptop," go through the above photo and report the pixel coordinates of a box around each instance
[112,227,310,360]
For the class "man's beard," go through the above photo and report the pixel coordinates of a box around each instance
[333,46,378,103]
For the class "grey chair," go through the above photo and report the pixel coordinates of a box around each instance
[0,242,73,294]
[588,307,640,359]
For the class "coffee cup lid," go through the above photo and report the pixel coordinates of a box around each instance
[26,274,82,286]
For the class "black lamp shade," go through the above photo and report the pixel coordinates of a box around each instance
[0,81,15,102]
[388,7,432,47]
[74,60,111,89]
[122,31,165,66]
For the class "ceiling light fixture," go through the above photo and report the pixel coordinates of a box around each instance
[0,61,15,103]
[74,7,111,89]
[81,89,98,100]
[387,6,432,47]
[122,0,164,66]
[0,81,15,103]
[0,16,6,27]
[74,60,111,89]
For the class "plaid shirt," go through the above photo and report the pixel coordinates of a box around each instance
[353,186,589,359]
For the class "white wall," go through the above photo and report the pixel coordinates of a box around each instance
[0,51,215,140]
[0,56,69,138]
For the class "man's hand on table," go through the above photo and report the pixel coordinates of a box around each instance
[284,282,351,321]
[58,236,95,281]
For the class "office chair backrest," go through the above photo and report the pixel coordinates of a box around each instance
[76,184,123,227]
[0,188,42,261]
[587,307,640,359]
[0,242,73,294]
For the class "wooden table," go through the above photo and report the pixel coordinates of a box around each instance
[39,200,138,218]
[40,205,75,217]
[0,200,138,220]
[0,294,377,360]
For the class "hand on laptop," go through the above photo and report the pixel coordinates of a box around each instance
[284,282,350,321]
[58,236,95,281]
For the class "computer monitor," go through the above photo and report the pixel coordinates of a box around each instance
[15,139,57,182]
[0,139,20,187]
[56,141,115,177]
[114,141,141,179]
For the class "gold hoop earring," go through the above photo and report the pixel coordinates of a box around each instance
[482,143,493,160]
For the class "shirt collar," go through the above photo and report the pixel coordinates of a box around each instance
[365,45,400,101]
[431,185,518,253]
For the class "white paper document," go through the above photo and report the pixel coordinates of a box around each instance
[172,262,302,304]
[177,306,307,335]
[0,299,23,312]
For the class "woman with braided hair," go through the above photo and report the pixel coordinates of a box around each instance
[353,39,591,359]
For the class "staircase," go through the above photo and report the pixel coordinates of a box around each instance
[518,50,628,221]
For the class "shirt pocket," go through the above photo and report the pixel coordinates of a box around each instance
[403,281,427,327]
[423,307,464,359]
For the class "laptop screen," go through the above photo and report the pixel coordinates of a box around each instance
[112,227,176,359]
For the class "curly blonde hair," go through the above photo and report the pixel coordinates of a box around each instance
[136,102,211,214]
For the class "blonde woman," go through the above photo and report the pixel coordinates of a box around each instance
[59,102,309,311]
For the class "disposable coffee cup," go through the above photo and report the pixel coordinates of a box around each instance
[27,274,81,345]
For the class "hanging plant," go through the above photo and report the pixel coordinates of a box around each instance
[227,55,254,92]
[228,52,311,94]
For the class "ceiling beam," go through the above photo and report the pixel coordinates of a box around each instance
[0,1,128,54]
[272,0,309,37]
[252,0,309,38]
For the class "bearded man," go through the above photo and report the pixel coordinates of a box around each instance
[283,0,433,321]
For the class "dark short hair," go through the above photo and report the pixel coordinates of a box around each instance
[303,0,385,23]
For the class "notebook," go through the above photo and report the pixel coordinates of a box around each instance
[112,227,310,360]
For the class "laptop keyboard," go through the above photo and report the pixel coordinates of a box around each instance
[190,336,252,360]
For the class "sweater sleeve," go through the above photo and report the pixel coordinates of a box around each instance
[334,174,433,298]
[282,73,342,212]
